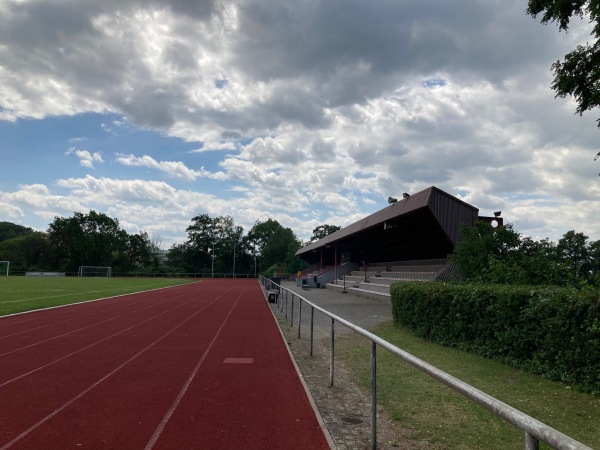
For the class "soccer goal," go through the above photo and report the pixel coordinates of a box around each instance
[78,266,112,278]
[0,261,9,276]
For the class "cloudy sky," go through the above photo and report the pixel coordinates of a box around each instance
[1,0,599,248]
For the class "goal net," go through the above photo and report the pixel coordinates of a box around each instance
[78,266,112,278]
[0,261,8,276]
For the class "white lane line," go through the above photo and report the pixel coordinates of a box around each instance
[0,302,161,358]
[0,295,200,388]
[0,294,162,338]
[0,285,182,334]
[0,287,230,450]
[0,282,201,321]
[1,290,117,304]
[144,286,246,450]
[0,282,184,304]
[0,325,50,340]
[0,289,194,358]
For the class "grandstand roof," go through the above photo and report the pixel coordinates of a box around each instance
[296,186,479,265]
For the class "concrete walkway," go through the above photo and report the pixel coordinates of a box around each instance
[269,281,425,450]
[276,281,394,339]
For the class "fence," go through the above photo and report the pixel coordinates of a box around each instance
[259,276,592,450]
[8,271,260,278]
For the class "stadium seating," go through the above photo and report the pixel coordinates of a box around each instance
[326,259,450,300]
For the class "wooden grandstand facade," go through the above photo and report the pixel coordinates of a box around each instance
[296,186,479,267]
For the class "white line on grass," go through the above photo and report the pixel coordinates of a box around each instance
[0,282,179,304]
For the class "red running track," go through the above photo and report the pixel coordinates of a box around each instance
[0,279,330,449]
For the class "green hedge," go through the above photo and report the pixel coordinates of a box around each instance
[390,282,600,393]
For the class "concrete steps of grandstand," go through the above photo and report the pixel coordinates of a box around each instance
[327,281,392,301]
[327,258,448,300]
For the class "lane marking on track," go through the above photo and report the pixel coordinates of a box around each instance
[0,286,231,450]
[0,284,193,333]
[0,299,154,339]
[0,282,197,304]
[223,357,254,364]
[0,300,170,358]
[0,325,50,340]
[0,286,202,357]
[0,282,202,320]
[1,289,142,304]
[0,294,203,388]
[144,286,246,450]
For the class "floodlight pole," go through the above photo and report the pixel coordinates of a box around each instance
[211,243,215,278]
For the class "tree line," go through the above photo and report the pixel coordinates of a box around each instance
[451,221,600,287]
[0,214,159,274]
[3,209,600,285]
[0,213,339,276]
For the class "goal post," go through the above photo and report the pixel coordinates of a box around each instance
[78,266,112,278]
[0,261,9,276]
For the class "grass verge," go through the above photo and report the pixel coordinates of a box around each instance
[0,276,198,316]
[336,321,599,450]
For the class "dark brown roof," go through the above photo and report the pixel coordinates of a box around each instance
[296,186,478,264]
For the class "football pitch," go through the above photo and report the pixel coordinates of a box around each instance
[0,277,198,316]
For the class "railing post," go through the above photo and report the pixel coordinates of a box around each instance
[291,294,294,326]
[285,291,288,319]
[310,306,314,357]
[282,289,286,311]
[525,432,539,450]
[371,341,377,450]
[297,298,302,338]
[330,318,335,386]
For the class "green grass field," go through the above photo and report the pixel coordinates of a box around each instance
[0,276,198,316]
[336,322,599,450]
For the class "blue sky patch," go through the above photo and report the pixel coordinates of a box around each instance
[422,78,447,88]
[215,79,229,89]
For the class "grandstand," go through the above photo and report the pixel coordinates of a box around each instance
[295,186,494,298]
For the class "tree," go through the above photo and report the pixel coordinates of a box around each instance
[184,214,245,274]
[261,226,302,271]
[47,210,128,271]
[177,214,306,276]
[185,214,218,272]
[557,230,590,279]
[122,232,154,270]
[451,221,522,282]
[149,232,163,255]
[246,219,281,252]
[527,0,600,139]
[451,221,600,286]
[0,232,52,272]
[245,219,306,274]
[0,222,34,242]
[166,242,192,272]
[309,224,341,243]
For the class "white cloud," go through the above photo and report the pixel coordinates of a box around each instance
[1,0,600,246]
[65,148,104,168]
[190,141,238,153]
[115,153,227,181]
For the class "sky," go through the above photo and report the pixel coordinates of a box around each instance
[1,0,600,249]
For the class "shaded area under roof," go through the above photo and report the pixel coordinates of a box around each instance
[296,186,479,265]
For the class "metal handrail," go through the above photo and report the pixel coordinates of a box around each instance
[259,276,592,450]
